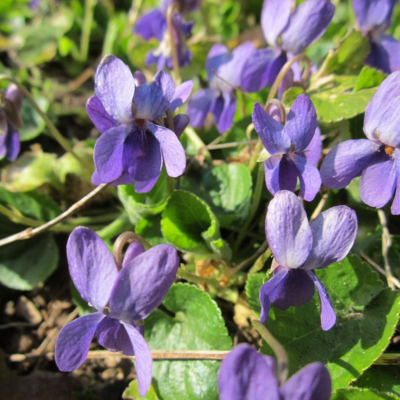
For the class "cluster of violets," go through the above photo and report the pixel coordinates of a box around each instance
[14,0,400,398]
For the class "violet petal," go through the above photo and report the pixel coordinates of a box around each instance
[186,89,215,128]
[261,0,292,46]
[170,81,193,112]
[291,153,321,202]
[86,95,117,133]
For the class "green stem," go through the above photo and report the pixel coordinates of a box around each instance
[252,320,289,385]
[234,162,265,252]
[122,0,144,38]
[0,75,93,174]
[184,127,212,163]
[79,0,96,62]
[96,214,133,241]
[177,267,219,287]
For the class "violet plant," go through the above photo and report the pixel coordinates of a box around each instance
[55,227,179,396]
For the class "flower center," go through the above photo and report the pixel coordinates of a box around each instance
[385,145,395,156]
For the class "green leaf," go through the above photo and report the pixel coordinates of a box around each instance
[0,232,59,290]
[354,67,387,92]
[319,29,370,76]
[19,95,49,142]
[118,172,170,225]
[355,366,400,397]
[332,388,399,400]
[245,273,264,316]
[181,164,252,228]
[145,283,232,400]
[161,190,231,260]
[246,255,400,390]
[135,215,166,246]
[123,380,159,400]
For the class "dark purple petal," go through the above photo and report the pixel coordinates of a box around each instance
[5,84,23,111]
[123,243,146,268]
[123,323,153,397]
[94,55,135,124]
[306,271,336,331]
[93,124,129,184]
[304,206,357,270]
[259,268,289,323]
[360,157,397,208]
[212,92,236,134]
[291,153,321,202]
[272,268,315,310]
[186,89,216,128]
[280,362,332,400]
[241,48,286,93]
[305,128,322,166]
[320,139,378,189]
[55,313,104,371]
[147,122,186,177]
[266,190,313,269]
[134,9,166,41]
[281,0,335,55]
[96,316,134,354]
[261,0,292,46]
[364,71,400,147]
[352,0,396,33]
[213,42,256,91]
[285,94,318,151]
[218,344,280,400]
[67,227,118,312]
[253,103,290,155]
[278,156,299,193]
[123,126,162,183]
[109,245,179,321]
[170,81,193,112]
[133,71,175,121]
[5,127,20,162]
[173,114,190,137]
[86,95,117,133]
[366,34,400,75]
[134,174,161,193]
[265,154,283,195]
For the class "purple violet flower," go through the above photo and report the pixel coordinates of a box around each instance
[55,227,180,397]
[0,84,23,162]
[161,0,202,14]
[253,95,322,201]
[218,344,332,400]
[261,190,357,331]
[134,9,193,71]
[241,0,335,93]
[321,71,400,214]
[353,0,400,73]
[86,55,192,192]
[186,42,255,134]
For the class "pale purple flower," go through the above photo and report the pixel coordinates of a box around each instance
[241,0,335,93]
[186,42,255,133]
[161,0,202,14]
[261,191,357,331]
[353,0,400,73]
[0,84,23,162]
[134,9,193,71]
[321,71,400,214]
[86,55,192,192]
[218,344,332,400]
[253,95,322,201]
[55,227,180,397]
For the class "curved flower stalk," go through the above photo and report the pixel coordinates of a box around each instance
[252,95,322,201]
[321,71,400,214]
[353,0,400,73]
[134,8,193,71]
[260,190,357,331]
[55,227,180,397]
[0,84,23,162]
[161,0,202,14]
[86,55,192,192]
[218,344,332,400]
[241,0,334,94]
[186,42,255,133]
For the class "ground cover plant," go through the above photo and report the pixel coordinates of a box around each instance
[1,0,400,399]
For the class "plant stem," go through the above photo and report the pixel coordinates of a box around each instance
[233,162,265,252]
[113,232,151,268]
[310,191,329,221]
[0,75,93,174]
[79,0,96,62]
[122,0,144,38]
[252,320,289,385]
[177,266,219,287]
[166,2,181,84]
